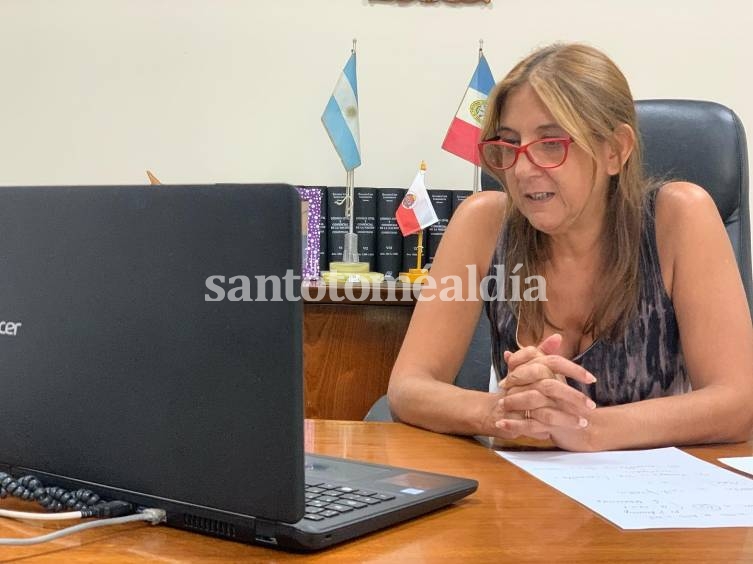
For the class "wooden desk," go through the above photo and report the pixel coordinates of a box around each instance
[3,421,753,562]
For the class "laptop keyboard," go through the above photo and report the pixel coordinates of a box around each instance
[302,480,395,521]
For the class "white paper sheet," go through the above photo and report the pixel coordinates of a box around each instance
[719,456,753,477]
[495,447,753,529]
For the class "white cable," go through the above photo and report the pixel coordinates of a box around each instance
[0,508,166,546]
[0,509,83,521]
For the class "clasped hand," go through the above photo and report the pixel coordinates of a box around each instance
[489,334,597,449]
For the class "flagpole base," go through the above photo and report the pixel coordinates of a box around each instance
[328,261,370,273]
[321,270,384,284]
[324,261,382,284]
[398,268,430,284]
[342,232,360,263]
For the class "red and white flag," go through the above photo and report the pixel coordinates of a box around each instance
[396,165,439,236]
[441,54,496,165]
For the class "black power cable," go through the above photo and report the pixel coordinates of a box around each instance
[0,472,132,517]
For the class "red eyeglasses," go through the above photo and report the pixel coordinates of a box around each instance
[478,137,574,171]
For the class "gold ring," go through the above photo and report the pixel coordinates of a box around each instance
[524,409,531,420]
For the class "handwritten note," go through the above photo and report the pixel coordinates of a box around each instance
[496,447,753,529]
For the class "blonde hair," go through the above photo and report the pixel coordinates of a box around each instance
[481,43,650,341]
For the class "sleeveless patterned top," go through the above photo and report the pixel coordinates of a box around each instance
[486,188,690,406]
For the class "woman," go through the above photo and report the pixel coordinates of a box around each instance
[388,43,753,451]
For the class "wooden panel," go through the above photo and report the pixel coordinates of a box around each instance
[303,303,412,420]
[302,280,420,306]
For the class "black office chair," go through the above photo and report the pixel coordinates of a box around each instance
[636,100,751,310]
[365,99,751,422]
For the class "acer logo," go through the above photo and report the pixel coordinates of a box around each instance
[0,321,22,336]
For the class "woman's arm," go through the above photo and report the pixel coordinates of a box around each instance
[387,191,507,436]
[582,183,753,450]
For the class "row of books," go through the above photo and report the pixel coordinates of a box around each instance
[300,187,473,279]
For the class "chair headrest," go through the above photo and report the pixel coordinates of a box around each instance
[636,99,748,223]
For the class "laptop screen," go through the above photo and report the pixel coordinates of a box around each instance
[0,184,305,523]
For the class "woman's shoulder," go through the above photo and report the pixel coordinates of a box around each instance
[450,190,507,227]
[446,190,508,247]
[654,181,720,240]
[654,181,718,219]
[653,182,724,284]
[438,190,508,269]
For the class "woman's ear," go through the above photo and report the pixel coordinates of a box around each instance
[605,123,636,176]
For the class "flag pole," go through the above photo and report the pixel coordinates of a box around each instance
[347,38,357,235]
[416,160,427,270]
[473,39,483,193]
[321,38,380,283]
[415,230,423,270]
[342,38,360,264]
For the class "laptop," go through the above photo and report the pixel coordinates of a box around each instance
[0,184,477,551]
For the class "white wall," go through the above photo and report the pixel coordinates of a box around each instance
[0,0,750,196]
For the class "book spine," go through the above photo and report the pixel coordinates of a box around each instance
[354,187,377,270]
[427,190,453,265]
[317,188,328,272]
[452,190,473,214]
[326,187,348,266]
[299,186,328,273]
[376,188,405,279]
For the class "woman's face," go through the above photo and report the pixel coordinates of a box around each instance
[497,83,612,236]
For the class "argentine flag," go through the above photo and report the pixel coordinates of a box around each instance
[322,52,361,171]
